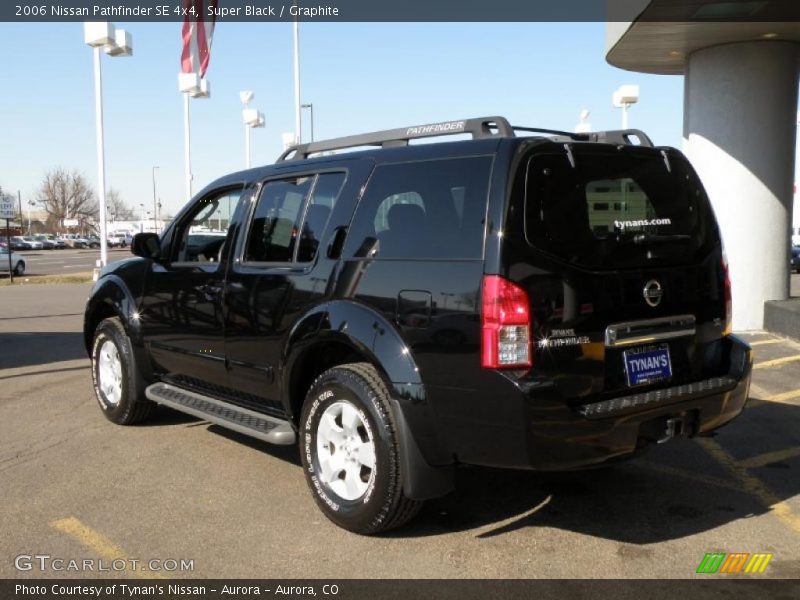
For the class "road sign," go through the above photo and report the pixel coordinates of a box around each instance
[63,218,79,227]
[0,196,15,220]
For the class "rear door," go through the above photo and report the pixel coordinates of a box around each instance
[223,160,372,408]
[505,144,727,401]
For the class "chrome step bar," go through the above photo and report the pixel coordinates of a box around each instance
[605,314,696,348]
[145,382,296,445]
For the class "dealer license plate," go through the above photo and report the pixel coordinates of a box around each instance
[623,344,672,387]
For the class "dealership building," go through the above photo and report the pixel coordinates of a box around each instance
[607,0,799,333]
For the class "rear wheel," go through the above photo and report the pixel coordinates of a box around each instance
[91,317,155,425]
[13,261,24,276]
[300,363,422,534]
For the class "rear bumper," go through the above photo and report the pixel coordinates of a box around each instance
[422,334,752,471]
[524,334,752,470]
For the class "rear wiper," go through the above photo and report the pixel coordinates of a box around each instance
[632,233,691,245]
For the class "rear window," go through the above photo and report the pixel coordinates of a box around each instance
[522,147,718,268]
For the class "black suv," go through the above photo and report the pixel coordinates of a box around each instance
[84,117,752,533]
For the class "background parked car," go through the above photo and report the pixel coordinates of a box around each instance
[64,234,88,249]
[22,236,44,250]
[792,246,800,273]
[10,236,35,250]
[85,235,101,248]
[0,247,25,276]
[109,232,132,247]
[33,234,57,250]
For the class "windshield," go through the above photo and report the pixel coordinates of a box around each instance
[522,146,718,269]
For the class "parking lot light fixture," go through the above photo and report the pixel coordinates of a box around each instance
[84,21,133,268]
[612,84,639,129]
[105,28,133,57]
[242,98,265,169]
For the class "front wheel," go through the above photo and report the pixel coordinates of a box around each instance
[300,363,422,534]
[13,261,24,276]
[91,317,155,425]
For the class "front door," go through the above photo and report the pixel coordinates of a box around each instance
[139,185,245,391]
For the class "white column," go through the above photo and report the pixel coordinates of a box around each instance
[92,46,109,266]
[683,41,800,330]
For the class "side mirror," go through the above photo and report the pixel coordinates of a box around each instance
[131,233,162,260]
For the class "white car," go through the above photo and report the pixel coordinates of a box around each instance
[110,232,133,247]
[0,247,25,276]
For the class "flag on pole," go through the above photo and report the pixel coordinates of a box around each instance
[181,0,218,77]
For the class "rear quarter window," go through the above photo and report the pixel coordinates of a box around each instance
[522,147,718,268]
[343,156,493,260]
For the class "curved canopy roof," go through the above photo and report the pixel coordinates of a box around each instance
[606,1,800,75]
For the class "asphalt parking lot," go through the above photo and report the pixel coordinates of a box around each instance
[1,283,799,579]
[4,248,130,277]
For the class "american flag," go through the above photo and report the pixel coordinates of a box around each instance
[181,0,218,77]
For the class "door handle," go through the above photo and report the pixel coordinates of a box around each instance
[201,283,225,300]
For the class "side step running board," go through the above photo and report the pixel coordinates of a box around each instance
[145,382,296,445]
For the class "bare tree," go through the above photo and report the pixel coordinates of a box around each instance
[107,187,135,221]
[37,169,98,231]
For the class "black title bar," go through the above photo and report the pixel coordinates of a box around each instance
[5,579,800,600]
[3,0,799,22]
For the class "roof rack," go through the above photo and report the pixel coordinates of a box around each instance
[278,116,513,161]
[582,129,654,147]
[512,126,653,147]
[276,116,653,161]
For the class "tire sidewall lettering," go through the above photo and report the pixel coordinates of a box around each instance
[302,377,381,516]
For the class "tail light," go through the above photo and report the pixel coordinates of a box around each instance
[481,275,532,369]
[722,254,732,336]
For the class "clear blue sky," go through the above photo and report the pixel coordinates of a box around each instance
[0,21,691,217]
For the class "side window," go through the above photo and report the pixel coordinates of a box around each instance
[245,176,314,263]
[297,172,347,262]
[343,157,492,260]
[244,172,346,264]
[175,187,244,263]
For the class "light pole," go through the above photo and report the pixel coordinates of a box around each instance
[84,22,133,267]
[240,91,254,167]
[293,2,301,144]
[241,91,265,169]
[152,166,159,233]
[301,103,315,142]
[139,203,145,233]
[612,85,639,129]
[26,200,35,235]
[178,74,211,201]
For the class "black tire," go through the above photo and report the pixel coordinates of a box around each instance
[300,362,422,534]
[91,317,155,425]
[13,261,24,276]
